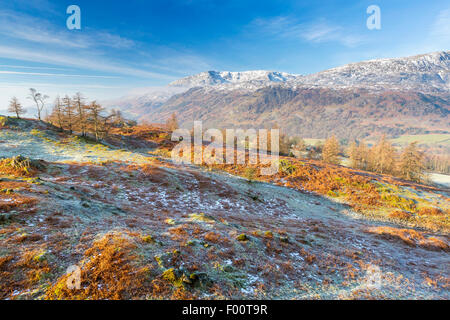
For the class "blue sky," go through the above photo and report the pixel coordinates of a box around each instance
[0,0,449,112]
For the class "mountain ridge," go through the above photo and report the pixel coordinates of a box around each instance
[168,70,299,88]
[104,51,450,140]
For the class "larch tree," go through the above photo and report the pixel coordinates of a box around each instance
[398,142,425,182]
[62,95,75,134]
[322,135,341,165]
[348,141,360,168]
[86,101,105,141]
[372,135,397,175]
[73,92,87,136]
[358,141,371,171]
[7,97,26,119]
[50,96,64,130]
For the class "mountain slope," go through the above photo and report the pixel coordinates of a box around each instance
[297,51,450,92]
[144,86,450,139]
[105,51,450,139]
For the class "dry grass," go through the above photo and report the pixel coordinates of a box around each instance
[0,156,45,177]
[418,207,444,216]
[389,210,412,220]
[367,226,449,251]
[204,231,223,243]
[203,154,449,232]
[46,232,148,300]
[0,193,37,212]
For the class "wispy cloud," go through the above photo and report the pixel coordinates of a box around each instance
[0,10,136,49]
[0,70,119,78]
[0,82,124,90]
[0,9,210,80]
[0,65,70,71]
[0,45,173,80]
[431,8,450,41]
[249,16,363,47]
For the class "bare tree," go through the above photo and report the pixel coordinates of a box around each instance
[7,97,26,119]
[37,93,49,120]
[28,88,48,121]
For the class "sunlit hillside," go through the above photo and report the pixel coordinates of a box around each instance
[1,116,448,300]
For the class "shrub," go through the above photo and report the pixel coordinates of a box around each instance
[0,116,7,127]
[418,207,444,216]
[0,156,45,176]
[236,234,249,241]
[279,159,296,175]
[204,232,221,243]
[389,210,411,220]
[244,167,257,181]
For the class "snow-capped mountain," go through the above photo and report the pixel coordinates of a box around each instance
[165,51,450,92]
[169,70,299,88]
[104,51,450,128]
[296,51,450,92]
[104,70,301,117]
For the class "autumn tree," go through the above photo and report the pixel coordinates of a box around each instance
[73,92,87,136]
[62,95,76,134]
[322,135,341,165]
[86,101,105,141]
[371,135,397,175]
[49,96,64,130]
[348,141,359,168]
[398,142,425,182]
[359,142,370,170]
[166,113,179,131]
[7,97,26,119]
[279,133,293,156]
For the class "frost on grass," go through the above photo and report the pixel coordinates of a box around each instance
[0,118,449,300]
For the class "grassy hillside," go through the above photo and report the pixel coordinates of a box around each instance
[0,116,449,300]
